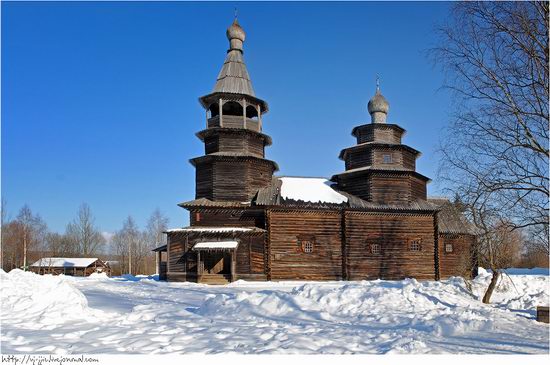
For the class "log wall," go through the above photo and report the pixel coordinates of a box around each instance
[345,211,436,280]
[438,233,476,279]
[268,210,343,280]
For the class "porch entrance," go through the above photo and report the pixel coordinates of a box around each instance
[193,241,239,285]
[203,252,230,274]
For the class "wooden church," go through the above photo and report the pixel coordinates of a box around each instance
[155,19,477,284]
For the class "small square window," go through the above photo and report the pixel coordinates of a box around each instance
[302,241,314,253]
[410,239,422,251]
[445,243,453,253]
[371,243,381,254]
[382,154,393,164]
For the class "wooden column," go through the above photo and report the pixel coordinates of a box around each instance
[243,99,247,129]
[231,250,236,282]
[219,98,223,127]
[257,105,262,131]
[155,251,160,275]
[197,250,202,283]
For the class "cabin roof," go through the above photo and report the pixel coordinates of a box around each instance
[30,257,101,268]
[152,245,167,252]
[165,226,261,233]
[178,198,252,209]
[428,198,478,235]
[331,166,431,182]
[338,142,421,160]
[255,176,439,212]
[193,241,239,250]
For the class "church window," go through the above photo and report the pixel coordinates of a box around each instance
[195,212,201,222]
[410,239,422,251]
[370,243,381,254]
[445,243,453,253]
[303,241,313,253]
[382,154,393,164]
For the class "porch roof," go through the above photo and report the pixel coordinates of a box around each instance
[193,241,239,250]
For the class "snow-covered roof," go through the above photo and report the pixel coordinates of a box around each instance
[166,227,254,233]
[193,241,239,250]
[30,258,99,268]
[279,177,348,204]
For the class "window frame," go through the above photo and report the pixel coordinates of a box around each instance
[298,235,316,254]
[382,153,393,164]
[409,238,422,252]
[370,243,381,255]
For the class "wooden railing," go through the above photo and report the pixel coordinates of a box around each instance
[207,115,260,132]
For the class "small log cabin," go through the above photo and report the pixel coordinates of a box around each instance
[29,257,111,277]
[155,19,477,284]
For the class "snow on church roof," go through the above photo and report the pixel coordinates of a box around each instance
[30,258,99,268]
[279,177,348,204]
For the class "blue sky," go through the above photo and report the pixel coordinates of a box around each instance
[2,1,454,234]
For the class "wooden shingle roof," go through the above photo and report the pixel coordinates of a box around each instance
[428,198,478,235]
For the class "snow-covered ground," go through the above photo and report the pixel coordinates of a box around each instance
[1,268,548,354]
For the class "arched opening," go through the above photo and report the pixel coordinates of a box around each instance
[222,101,243,117]
[208,102,220,118]
[246,105,259,119]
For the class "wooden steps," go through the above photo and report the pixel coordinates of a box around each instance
[199,274,231,285]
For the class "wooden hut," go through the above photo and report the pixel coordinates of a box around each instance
[29,258,110,277]
[156,19,477,284]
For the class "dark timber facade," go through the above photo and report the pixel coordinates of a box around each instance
[157,19,477,284]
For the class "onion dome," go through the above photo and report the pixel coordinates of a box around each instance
[226,19,246,51]
[367,87,389,123]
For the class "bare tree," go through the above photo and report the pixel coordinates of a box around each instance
[432,1,549,259]
[112,216,146,275]
[65,203,105,256]
[145,208,169,274]
[15,205,48,270]
[46,232,77,257]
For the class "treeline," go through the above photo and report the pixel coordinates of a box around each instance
[1,201,169,276]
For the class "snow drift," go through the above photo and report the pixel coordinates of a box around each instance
[0,269,106,329]
[1,268,548,354]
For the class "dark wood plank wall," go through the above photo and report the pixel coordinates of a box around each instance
[167,232,193,282]
[402,150,417,170]
[204,133,265,158]
[268,210,343,280]
[212,161,250,201]
[208,160,273,201]
[356,126,403,144]
[373,127,403,144]
[204,135,218,155]
[410,176,428,200]
[191,208,265,227]
[345,150,373,170]
[439,234,476,279]
[345,211,436,280]
[338,175,371,201]
[245,161,274,199]
[195,161,213,199]
[370,174,411,204]
[372,148,403,168]
[250,235,265,274]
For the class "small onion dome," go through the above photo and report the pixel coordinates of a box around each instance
[367,89,389,123]
[367,89,389,115]
[226,19,246,42]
